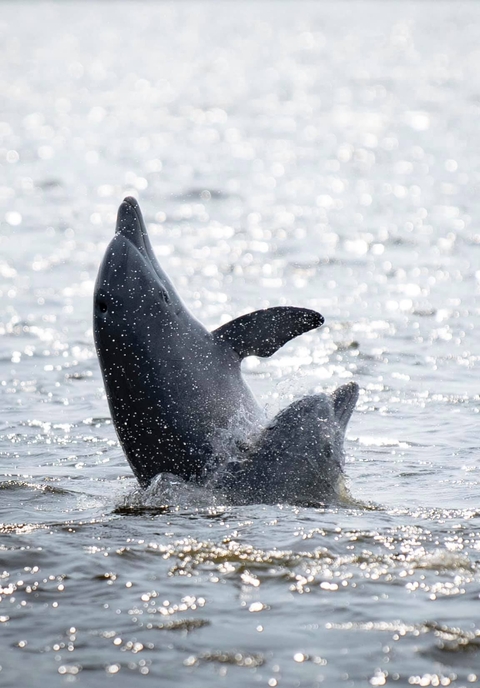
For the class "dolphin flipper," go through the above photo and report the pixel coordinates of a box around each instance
[212,306,324,359]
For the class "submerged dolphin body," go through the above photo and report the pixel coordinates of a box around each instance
[94,198,326,489]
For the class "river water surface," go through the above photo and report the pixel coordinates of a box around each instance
[1,1,480,686]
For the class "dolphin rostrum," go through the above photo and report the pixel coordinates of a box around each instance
[94,197,326,489]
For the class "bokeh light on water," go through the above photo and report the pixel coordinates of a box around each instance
[0,1,480,686]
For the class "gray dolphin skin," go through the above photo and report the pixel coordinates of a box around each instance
[94,197,325,490]
[215,381,359,506]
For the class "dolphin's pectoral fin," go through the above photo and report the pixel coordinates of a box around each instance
[331,382,359,430]
[212,306,324,359]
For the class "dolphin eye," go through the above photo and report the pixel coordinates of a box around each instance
[161,290,171,305]
[97,299,108,314]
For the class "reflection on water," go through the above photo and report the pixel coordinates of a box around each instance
[1,1,480,685]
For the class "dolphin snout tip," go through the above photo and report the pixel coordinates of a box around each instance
[116,197,144,239]
[123,196,139,209]
[117,197,138,222]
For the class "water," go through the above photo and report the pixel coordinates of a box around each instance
[1,1,480,685]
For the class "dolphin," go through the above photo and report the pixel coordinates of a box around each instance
[214,381,359,506]
[94,197,325,488]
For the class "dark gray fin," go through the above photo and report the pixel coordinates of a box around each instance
[331,382,359,430]
[212,307,324,359]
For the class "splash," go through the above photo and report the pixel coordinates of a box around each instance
[115,472,224,514]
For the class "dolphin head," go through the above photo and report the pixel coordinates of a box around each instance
[221,381,360,506]
[95,197,179,329]
[268,381,359,470]
[94,198,206,367]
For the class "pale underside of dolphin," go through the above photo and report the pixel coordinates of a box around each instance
[94,197,358,504]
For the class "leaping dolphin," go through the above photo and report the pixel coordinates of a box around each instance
[94,197,327,489]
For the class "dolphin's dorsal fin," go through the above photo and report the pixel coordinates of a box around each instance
[213,307,324,359]
[331,382,359,430]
